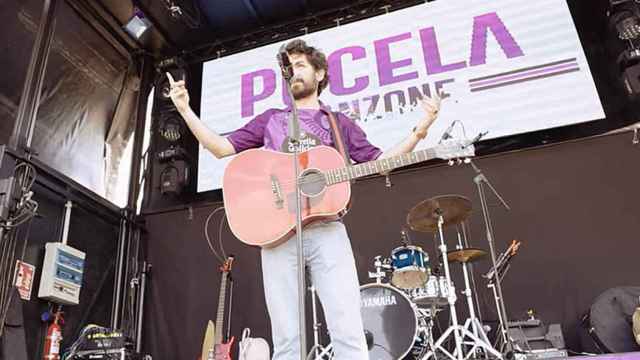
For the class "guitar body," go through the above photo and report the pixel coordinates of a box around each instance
[199,321,215,360]
[223,146,350,248]
[213,337,235,360]
[199,257,237,360]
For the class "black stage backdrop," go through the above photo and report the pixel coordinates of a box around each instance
[142,130,640,359]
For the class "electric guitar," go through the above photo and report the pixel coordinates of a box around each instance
[201,256,235,360]
[223,141,475,248]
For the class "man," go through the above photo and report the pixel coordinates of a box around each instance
[166,39,441,360]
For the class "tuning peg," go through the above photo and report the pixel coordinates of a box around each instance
[448,160,455,166]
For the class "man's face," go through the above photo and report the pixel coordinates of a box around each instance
[288,53,325,100]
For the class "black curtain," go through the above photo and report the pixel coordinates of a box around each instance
[142,130,640,359]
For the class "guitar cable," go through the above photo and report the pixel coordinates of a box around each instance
[204,206,226,264]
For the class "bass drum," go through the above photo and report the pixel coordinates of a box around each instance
[360,283,418,360]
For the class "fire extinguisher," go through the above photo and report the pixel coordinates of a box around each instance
[42,307,64,360]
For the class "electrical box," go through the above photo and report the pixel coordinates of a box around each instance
[38,242,85,305]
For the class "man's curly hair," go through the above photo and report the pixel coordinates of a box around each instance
[283,39,329,96]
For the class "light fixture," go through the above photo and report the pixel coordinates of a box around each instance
[608,0,640,96]
[123,7,152,41]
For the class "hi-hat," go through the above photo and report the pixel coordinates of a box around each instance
[406,195,472,233]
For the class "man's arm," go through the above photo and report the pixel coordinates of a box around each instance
[166,73,236,159]
[380,129,427,159]
[381,92,441,158]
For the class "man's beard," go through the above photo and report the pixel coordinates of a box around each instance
[291,78,318,100]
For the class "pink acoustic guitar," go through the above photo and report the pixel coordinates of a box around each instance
[222,141,474,248]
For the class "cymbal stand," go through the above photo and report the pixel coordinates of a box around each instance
[456,231,502,359]
[421,213,463,360]
[421,214,502,360]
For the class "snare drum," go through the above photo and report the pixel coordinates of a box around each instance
[390,245,430,289]
[410,275,450,306]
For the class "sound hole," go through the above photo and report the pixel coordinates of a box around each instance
[299,168,326,197]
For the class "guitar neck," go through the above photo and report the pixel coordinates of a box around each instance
[325,147,438,185]
[214,272,229,345]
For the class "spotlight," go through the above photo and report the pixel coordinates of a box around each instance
[608,0,640,96]
[159,113,182,142]
[123,7,152,41]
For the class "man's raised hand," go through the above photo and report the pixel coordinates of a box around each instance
[166,72,190,112]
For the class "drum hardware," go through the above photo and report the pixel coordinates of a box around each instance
[359,192,519,360]
[452,231,499,360]
[407,195,501,360]
[368,255,392,284]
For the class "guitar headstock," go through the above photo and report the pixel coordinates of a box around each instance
[508,240,522,256]
[433,140,475,162]
[220,256,235,273]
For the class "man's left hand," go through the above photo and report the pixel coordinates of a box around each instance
[415,91,442,133]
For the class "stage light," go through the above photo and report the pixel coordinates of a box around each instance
[608,0,640,96]
[123,8,152,40]
[159,113,182,142]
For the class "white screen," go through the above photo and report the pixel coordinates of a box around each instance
[198,0,604,192]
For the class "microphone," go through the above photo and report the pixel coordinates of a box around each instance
[471,131,489,144]
[439,120,457,143]
[277,47,293,81]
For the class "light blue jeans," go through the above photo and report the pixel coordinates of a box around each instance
[261,221,369,360]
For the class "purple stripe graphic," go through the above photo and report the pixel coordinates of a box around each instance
[469,58,576,82]
[470,62,579,88]
[470,68,580,92]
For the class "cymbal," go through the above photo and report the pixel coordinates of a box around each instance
[406,195,472,233]
[447,248,487,263]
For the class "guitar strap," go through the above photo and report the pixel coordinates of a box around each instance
[324,110,351,166]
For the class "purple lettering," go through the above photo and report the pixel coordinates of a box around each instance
[420,27,466,75]
[362,95,380,119]
[338,100,362,121]
[374,33,419,86]
[470,12,524,66]
[241,69,276,117]
[434,79,454,99]
[329,47,370,96]
[408,84,432,106]
[384,90,406,113]
[281,78,292,108]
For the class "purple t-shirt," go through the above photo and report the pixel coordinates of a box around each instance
[227,107,382,164]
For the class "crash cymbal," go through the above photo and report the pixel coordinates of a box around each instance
[406,195,472,233]
[447,248,487,263]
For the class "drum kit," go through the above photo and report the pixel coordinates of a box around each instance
[359,194,504,360]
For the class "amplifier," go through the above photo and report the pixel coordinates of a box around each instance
[72,348,144,360]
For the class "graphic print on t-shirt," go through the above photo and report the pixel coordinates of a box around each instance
[280,130,322,153]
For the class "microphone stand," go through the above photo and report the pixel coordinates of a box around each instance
[468,158,515,359]
[279,59,307,360]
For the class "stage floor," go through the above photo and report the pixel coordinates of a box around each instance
[555,353,640,359]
